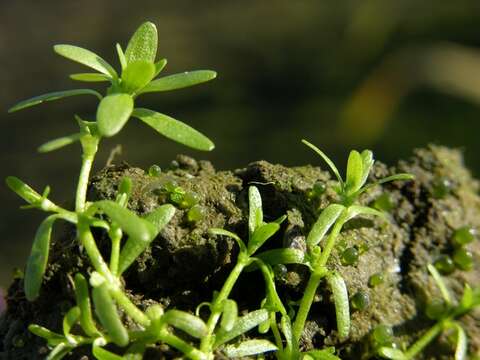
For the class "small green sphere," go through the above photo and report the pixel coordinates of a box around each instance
[313,182,326,196]
[341,247,359,266]
[351,291,370,311]
[453,248,474,271]
[148,164,162,177]
[425,298,447,320]
[452,226,477,247]
[434,255,455,275]
[369,272,385,287]
[431,177,453,199]
[372,325,393,345]
[187,205,206,222]
[180,191,201,209]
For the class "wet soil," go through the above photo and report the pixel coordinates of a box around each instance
[1,146,479,359]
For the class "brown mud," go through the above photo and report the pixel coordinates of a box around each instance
[1,146,479,359]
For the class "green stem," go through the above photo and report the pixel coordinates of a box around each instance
[292,210,348,343]
[160,328,207,360]
[75,135,99,213]
[200,256,249,354]
[110,288,150,327]
[404,321,445,359]
[109,225,122,276]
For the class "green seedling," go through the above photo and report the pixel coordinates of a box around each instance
[378,264,480,360]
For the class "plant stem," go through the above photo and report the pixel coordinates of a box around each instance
[76,135,99,213]
[109,225,122,276]
[404,321,445,359]
[159,328,207,360]
[292,209,348,343]
[200,256,249,355]
[110,288,150,327]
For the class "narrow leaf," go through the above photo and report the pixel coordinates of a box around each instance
[62,307,80,342]
[220,299,238,332]
[125,22,158,64]
[92,284,129,347]
[248,223,280,256]
[73,273,99,337]
[255,248,305,267]
[378,347,407,360]
[154,58,167,77]
[46,343,74,360]
[132,108,215,151]
[6,176,42,204]
[214,309,269,346]
[345,150,364,194]
[453,323,467,360]
[92,345,123,360]
[25,215,58,301]
[96,94,134,137]
[116,43,127,71]
[70,73,110,82]
[9,89,101,113]
[209,228,247,253]
[28,324,64,346]
[459,284,474,312]
[139,70,217,94]
[346,205,385,221]
[327,272,350,339]
[54,44,117,78]
[255,260,287,314]
[118,204,175,274]
[162,310,207,339]
[304,348,341,360]
[302,140,343,186]
[38,134,81,153]
[377,173,415,185]
[249,186,263,236]
[223,340,277,357]
[307,204,345,247]
[427,264,452,305]
[121,61,155,93]
[360,150,374,187]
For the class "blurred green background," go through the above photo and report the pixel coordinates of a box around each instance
[1,0,480,287]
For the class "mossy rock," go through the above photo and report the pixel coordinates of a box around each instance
[1,146,479,359]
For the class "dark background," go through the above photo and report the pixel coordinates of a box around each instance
[1,0,480,287]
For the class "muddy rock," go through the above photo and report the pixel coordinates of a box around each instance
[1,146,479,359]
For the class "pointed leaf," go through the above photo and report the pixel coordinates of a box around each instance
[132,108,214,151]
[378,347,407,360]
[121,61,155,93]
[74,273,99,337]
[248,223,280,256]
[125,22,158,63]
[427,264,452,305]
[304,348,341,360]
[327,272,350,339]
[28,324,64,346]
[223,339,277,357]
[307,204,345,247]
[220,299,238,332]
[62,307,80,343]
[9,89,101,113]
[92,284,129,347]
[6,176,42,204]
[377,173,415,185]
[96,94,134,137]
[116,43,127,71]
[38,134,81,153]
[360,150,374,188]
[346,205,385,221]
[54,45,117,78]
[302,140,343,186]
[118,204,175,274]
[25,215,58,301]
[209,228,247,253]
[249,186,263,236]
[154,58,167,77]
[139,70,217,94]
[163,310,207,339]
[214,309,269,347]
[345,150,364,195]
[70,73,111,82]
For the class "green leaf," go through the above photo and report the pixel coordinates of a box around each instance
[73,273,99,337]
[307,204,345,247]
[255,260,287,314]
[28,324,64,346]
[360,150,374,186]
[62,307,80,343]
[121,61,155,93]
[118,204,175,274]
[346,205,385,221]
[125,22,158,64]
[6,176,42,204]
[303,347,341,360]
[132,108,215,151]
[453,323,467,360]
[70,73,111,82]
[92,345,123,360]
[139,70,217,94]
[327,272,350,339]
[223,339,277,357]
[92,284,129,347]
[345,150,364,195]
[38,134,81,153]
[162,310,207,339]
[302,140,343,187]
[249,186,263,236]
[214,309,269,347]
[24,215,58,301]
[427,263,452,305]
[220,299,238,332]
[116,43,127,71]
[378,347,407,360]
[254,248,305,267]
[154,58,167,77]
[46,343,74,360]
[377,173,415,185]
[8,89,102,113]
[248,223,280,256]
[54,44,117,78]
[96,94,134,137]
[209,228,247,253]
